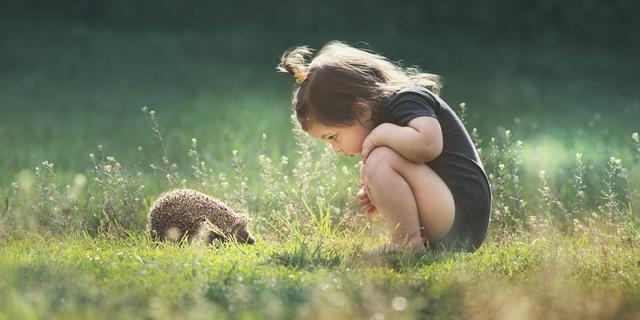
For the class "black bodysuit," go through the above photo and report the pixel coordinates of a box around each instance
[381,85,492,252]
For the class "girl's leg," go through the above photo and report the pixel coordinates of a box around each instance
[362,146,455,250]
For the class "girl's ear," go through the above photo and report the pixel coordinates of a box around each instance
[354,101,373,126]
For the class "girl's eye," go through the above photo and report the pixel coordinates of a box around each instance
[329,135,337,141]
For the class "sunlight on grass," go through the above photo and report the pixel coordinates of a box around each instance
[522,136,570,174]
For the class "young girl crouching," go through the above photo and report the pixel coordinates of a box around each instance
[277,41,491,253]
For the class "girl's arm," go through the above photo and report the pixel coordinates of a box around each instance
[362,116,443,163]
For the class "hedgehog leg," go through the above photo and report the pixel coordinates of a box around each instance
[207,232,226,245]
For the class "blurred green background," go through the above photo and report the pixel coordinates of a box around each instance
[1,0,639,184]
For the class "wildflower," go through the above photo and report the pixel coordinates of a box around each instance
[610,157,622,166]
[42,161,54,171]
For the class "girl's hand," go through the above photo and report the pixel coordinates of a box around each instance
[359,161,378,217]
[357,183,378,217]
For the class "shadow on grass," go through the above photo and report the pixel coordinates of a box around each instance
[270,238,343,270]
[359,249,458,273]
[267,235,460,272]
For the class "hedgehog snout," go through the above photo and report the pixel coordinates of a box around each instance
[235,228,256,245]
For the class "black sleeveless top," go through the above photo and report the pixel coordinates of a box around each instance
[381,85,492,252]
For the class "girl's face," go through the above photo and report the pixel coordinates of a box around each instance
[308,121,372,157]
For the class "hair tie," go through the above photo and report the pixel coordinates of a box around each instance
[292,68,306,84]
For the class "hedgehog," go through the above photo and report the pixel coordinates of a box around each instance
[148,189,255,245]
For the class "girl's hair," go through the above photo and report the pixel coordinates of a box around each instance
[277,41,442,131]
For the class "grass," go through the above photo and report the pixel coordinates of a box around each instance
[1,225,639,319]
[1,19,640,319]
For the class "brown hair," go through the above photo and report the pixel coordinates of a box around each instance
[277,41,442,131]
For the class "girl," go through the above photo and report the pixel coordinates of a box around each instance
[277,41,491,253]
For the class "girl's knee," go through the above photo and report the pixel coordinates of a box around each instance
[363,147,402,181]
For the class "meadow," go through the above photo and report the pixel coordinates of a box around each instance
[1,17,640,319]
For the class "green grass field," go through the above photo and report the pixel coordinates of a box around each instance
[1,19,640,319]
